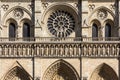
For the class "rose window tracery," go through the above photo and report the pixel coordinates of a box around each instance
[13,8,24,19]
[97,9,107,20]
[47,10,75,37]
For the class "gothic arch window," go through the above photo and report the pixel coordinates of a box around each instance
[92,23,98,38]
[105,23,111,37]
[9,23,16,40]
[4,66,31,80]
[23,23,30,38]
[43,60,79,80]
[90,63,118,80]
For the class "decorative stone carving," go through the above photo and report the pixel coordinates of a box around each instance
[90,63,118,80]
[74,3,78,7]
[35,77,40,80]
[88,4,95,11]
[110,4,115,10]
[43,60,79,80]
[53,75,64,80]
[1,4,9,11]
[47,10,75,37]
[35,19,42,30]
[3,66,32,80]
[28,4,32,10]
[83,19,89,27]
[97,9,107,20]
[0,42,119,57]
[13,8,24,19]
[42,2,48,9]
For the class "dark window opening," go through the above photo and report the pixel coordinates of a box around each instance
[23,23,30,41]
[9,23,16,41]
[105,23,111,40]
[92,23,98,40]
[105,23,111,37]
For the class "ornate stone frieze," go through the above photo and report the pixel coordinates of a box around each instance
[0,42,119,57]
[97,9,108,20]
[13,8,24,20]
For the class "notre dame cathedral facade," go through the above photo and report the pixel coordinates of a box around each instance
[0,0,120,80]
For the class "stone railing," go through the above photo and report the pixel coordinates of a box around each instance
[0,40,119,58]
[0,37,119,42]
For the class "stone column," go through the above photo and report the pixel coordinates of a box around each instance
[116,0,120,80]
[31,0,35,38]
[77,0,82,37]
[78,0,82,79]
[115,0,119,37]
[118,57,120,80]
[118,0,120,37]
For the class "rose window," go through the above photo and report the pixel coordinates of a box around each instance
[47,10,75,37]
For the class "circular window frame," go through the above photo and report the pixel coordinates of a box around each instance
[41,3,79,37]
[47,10,75,37]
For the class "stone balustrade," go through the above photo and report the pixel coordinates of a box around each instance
[0,37,119,57]
[0,37,119,42]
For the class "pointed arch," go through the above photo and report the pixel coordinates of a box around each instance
[91,19,101,40]
[6,18,17,41]
[41,3,80,37]
[92,23,98,37]
[104,19,114,37]
[105,23,111,37]
[20,18,34,39]
[3,61,32,80]
[88,6,114,25]
[41,3,78,22]
[23,23,30,38]
[43,59,79,80]
[9,23,16,38]
[90,63,118,80]
[2,6,32,25]
[88,6,115,20]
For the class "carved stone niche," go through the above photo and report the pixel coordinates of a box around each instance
[13,8,24,20]
[97,9,108,20]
